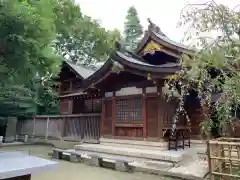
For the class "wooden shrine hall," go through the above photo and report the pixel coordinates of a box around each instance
[56,20,204,143]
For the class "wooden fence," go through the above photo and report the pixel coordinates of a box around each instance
[207,137,240,180]
[16,114,101,143]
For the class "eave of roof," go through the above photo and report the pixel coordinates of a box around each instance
[63,60,96,79]
[150,31,196,55]
[82,59,113,89]
[82,50,181,91]
[58,91,85,98]
[114,51,181,73]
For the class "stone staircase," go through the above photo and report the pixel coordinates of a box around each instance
[51,138,208,180]
[74,144,183,163]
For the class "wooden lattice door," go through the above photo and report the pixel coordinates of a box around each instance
[103,100,112,136]
[146,97,158,138]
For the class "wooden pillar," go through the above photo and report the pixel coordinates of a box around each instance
[112,92,116,137]
[157,81,163,140]
[100,97,106,137]
[142,88,147,139]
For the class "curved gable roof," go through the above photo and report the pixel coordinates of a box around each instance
[82,48,181,91]
[135,19,196,55]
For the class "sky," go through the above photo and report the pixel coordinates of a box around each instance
[74,0,239,42]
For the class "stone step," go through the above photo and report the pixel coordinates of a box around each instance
[75,143,184,163]
[52,147,208,180]
[100,138,167,147]
[100,142,168,150]
[52,148,174,171]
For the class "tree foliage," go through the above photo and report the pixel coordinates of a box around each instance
[0,0,61,118]
[163,1,240,136]
[54,0,121,66]
[0,0,122,119]
[123,6,143,51]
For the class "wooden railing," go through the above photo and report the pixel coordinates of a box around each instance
[17,113,101,143]
[207,137,240,180]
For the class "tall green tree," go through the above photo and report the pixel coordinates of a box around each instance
[0,0,121,119]
[0,0,61,118]
[123,6,143,51]
[163,1,240,137]
[53,0,121,66]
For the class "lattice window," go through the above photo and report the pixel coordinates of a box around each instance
[116,98,142,123]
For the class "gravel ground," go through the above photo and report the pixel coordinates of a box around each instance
[0,145,174,180]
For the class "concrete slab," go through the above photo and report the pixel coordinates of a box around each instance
[75,144,184,162]
[0,151,58,179]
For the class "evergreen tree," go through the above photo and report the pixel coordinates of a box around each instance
[123,6,143,51]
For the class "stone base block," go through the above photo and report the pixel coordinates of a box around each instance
[69,155,78,162]
[115,162,130,172]
[52,150,61,159]
[69,154,83,162]
[83,157,100,167]
[100,159,115,169]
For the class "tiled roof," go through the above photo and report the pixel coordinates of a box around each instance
[152,31,196,52]
[116,51,180,68]
[65,61,96,79]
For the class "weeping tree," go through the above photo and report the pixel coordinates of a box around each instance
[163,1,240,137]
